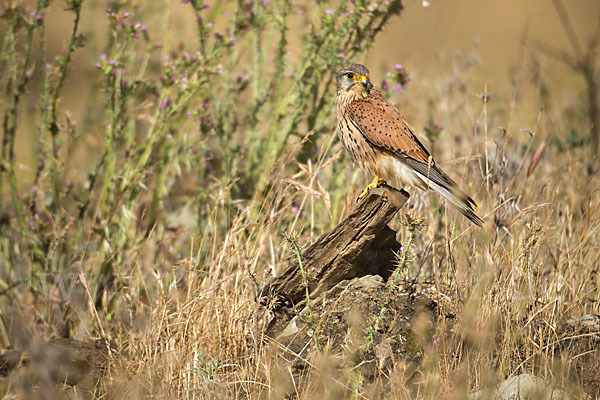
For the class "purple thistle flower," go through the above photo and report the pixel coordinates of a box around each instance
[394,64,403,71]
[159,98,172,108]
[394,83,403,92]
[134,33,140,40]
[191,147,198,153]
[123,12,130,18]
[381,80,389,90]
[204,103,211,109]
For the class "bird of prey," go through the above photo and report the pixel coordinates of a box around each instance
[335,63,483,226]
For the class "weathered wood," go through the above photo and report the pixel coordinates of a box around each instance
[262,185,409,336]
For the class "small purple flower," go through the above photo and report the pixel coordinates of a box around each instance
[191,146,198,153]
[29,220,34,230]
[122,79,129,87]
[108,59,117,66]
[166,132,173,139]
[181,77,188,83]
[134,33,140,40]
[110,70,116,76]
[262,0,270,4]
[400,244,405,252]
[381,80,389,90]
[199,115,205,121]
[141,24,148,32]
[64,7,69,11]
[46,219,52,225]
[159,97,172,108]
[339,51,346,58]
[394,64,403,71]
[35,13,42,20]
[197,16,203,23]
[29,186,38,193]
[215,32,223,38]
[106,8,112,14]
[204,103,211,109]
[183,0,189,3]
[325,8,333,15]
[394,83,403,92]
[34,213,39,220]
[204,4,210,8]
[368,29,375,36]
[18,194,23,201]
[123,12,130,18]
[292,205,299,213]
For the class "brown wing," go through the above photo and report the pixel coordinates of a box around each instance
[346,89,431,163]
[346,89,476,206]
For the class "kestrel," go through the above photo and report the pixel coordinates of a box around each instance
[335,64,483,226]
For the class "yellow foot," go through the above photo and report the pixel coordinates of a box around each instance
[357,175,386,200]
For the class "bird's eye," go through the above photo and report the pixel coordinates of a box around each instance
[346,73,356,80]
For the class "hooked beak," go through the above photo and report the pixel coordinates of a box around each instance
[358,75,368,88]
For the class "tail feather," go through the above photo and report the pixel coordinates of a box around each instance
[395,156,484,226]
[419,175,483,227]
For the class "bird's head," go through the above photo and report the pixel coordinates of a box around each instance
[336,64,373,96]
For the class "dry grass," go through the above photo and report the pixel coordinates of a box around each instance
[0,1,599,399]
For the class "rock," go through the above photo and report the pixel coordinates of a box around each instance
[469,374,567,400]
[270,274,455,392]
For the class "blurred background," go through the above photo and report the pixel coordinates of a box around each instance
[1,1,600,397]
[11,0,600,188]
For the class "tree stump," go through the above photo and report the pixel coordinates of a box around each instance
[261,186,409,337]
